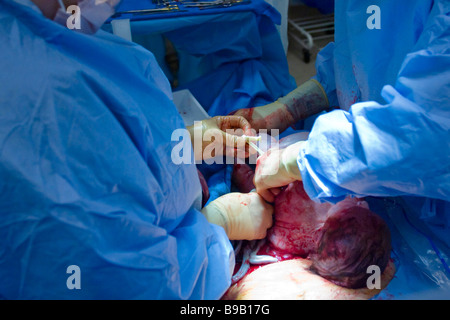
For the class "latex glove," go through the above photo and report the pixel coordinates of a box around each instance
[187,116,260,161]
[254,141,304,202]
[232,100,295,133]
[233,79,329,133]
[201,192,274,240]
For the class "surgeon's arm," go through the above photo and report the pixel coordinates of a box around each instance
[233,79,330,133]
[298,19,450,203]
[233,42,338,133]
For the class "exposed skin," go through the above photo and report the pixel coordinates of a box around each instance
[231,163,255,194]
[31,0,78,19]
[310,205,392,289]
[228,165,393,297]
[223,258,396,300]
[267,181,333,257]
[197,170,210,207]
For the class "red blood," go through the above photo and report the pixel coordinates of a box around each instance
[267,181,333,257]
[256,240,297,261]
[267,180,391,289]
[231,163,256,193]
[260,107,293,131]
[197,170,210,207]
[232,240,295,286]
[229,136,391,289]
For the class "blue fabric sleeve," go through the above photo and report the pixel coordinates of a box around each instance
[312,43,339,108]
[298,1,450,203]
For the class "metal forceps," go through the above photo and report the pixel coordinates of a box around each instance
[113,4,181,17]
[181,0,222,7]
[182,0,250,9]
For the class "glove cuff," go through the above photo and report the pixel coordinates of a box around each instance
[281,141,304,180]
[277,79,329,122]
[201,202,229,235]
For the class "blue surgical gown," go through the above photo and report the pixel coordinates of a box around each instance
[0,0,234,299]
[298,0,450,295]
[300,0,450,204]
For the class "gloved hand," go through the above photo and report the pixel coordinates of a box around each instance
[233,79,329,133]
[201,192,274,240]
[254,141,305,202]
[187,115,260,161]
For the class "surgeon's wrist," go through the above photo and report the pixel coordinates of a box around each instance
[281,141,303,181]
[201,202,229,235]
[277,79,329,123]
[256,101,296,132]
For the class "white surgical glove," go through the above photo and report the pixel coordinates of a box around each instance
[201,192,274,240]
[233,79,329,133]
[254,141,304,203]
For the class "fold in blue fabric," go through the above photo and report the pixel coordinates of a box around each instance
[0,0,234,299]
[106,0,296,116]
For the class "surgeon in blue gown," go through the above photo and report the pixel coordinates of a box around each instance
[0,0,274,299]
[235,0,450,296]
